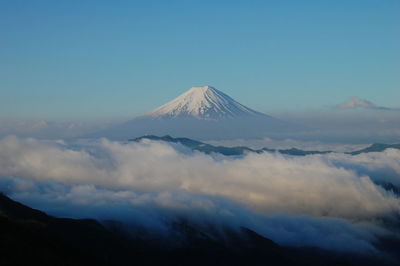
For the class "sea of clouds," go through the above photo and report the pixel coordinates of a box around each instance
[0,135,399,254]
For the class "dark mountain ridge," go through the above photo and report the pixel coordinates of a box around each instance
[1,193,398,266]
[131,135,400,156]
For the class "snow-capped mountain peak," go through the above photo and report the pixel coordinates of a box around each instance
[91,85,299,140]
[148,86,264,120]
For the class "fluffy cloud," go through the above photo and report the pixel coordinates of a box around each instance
[0,135,399,253]
[0,177,381,253]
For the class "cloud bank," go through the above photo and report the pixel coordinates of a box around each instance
[0,136,399,254]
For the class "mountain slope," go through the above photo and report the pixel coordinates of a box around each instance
[148,86,266,120]
[93,86,302,140]
[1,193,398,266]
[0,193,298,266]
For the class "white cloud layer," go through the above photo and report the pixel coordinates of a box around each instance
[0,136,399,253]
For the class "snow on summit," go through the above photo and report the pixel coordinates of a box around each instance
[91,85,299,140]
[148,86,265,120]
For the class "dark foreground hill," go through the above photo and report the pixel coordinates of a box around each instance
[1,193,399,266]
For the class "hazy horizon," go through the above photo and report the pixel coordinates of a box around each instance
[1,86,399,143]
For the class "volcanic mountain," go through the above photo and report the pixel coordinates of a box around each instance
[94,86,301,140]
[148,86,266,120]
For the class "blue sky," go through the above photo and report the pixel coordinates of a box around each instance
[1,0,399,119]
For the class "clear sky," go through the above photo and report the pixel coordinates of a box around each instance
[1,0,399,119]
